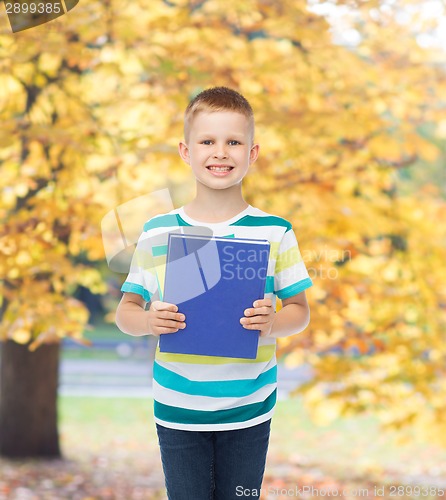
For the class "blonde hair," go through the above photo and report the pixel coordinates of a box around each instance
[184,86,255,145]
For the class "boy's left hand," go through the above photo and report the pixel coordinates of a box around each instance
[240,298,275,337]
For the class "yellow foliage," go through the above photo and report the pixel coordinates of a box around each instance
[0,74,25,113]
[29,329,61,352]
[11,328,32,345]
[436,119,446,138]
[304,387,344,426]
[1,0,445,444]
[76,268,108,294]
[38,53,62,76]
[283,349,305,368]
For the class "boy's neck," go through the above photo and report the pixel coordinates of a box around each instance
[183,198,249,222]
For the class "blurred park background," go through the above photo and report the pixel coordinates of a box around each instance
[1,0,446,498]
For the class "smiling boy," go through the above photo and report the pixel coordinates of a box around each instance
[115,86,313,499]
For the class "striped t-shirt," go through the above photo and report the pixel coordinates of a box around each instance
[120,204,313,431]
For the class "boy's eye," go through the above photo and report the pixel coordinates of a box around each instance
[201,140,240,145]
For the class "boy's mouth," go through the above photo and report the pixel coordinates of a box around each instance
[206,165,234,172]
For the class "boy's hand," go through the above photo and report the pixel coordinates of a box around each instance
[147,300,186,336]
[240,298,275,337]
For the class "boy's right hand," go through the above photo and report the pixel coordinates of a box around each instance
[147,300,186,336]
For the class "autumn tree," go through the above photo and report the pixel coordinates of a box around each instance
[0,0,445,457]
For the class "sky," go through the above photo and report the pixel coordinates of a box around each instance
[306,0,446,53]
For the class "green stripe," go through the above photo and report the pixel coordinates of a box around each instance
[153,362,277,397]
[143,213,291,232]
[230,215,292,232]
[276,278,313,299]
[155,343,276,365]
[154,388,277,425]
[153,244,167,257]
[143,214,187,231]
[265,276,275,294]
[120,282,152,302]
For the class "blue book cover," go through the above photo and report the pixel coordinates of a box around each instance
[159,233,271,359]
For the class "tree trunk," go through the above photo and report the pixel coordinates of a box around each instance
[0,339,61,458]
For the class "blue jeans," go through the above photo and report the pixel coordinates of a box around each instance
[156,419,271,499]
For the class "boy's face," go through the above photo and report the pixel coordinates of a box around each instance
[179,111,259,189]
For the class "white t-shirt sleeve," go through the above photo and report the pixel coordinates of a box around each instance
[120,229,159,303]
[274,225,313,299]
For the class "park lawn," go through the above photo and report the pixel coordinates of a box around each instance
[83,321,128,342]
[58,396,446,495]
[2,396,445,499]
[61,320,152,360]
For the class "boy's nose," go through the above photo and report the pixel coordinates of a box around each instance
[213,147,229,158]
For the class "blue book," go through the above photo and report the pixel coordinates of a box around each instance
[159,233,270,359]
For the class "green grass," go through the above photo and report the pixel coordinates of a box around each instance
[57,396,446,487]
[62,320,152,361]
[61,349,121,360]
[57,395,159,460]
[269,399,421,481]
[83,320,132,341]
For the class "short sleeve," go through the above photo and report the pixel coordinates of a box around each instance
[274,226,313,299]
[120,229,159,303]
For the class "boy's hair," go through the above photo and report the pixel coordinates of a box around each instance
[184,86,255,145]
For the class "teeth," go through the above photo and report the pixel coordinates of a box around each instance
[208,167,232,172]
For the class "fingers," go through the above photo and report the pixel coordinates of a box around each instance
[154,315,186,329]
[252,298,272,308]
[241,298,274,332]
[240,316,270,327]
[151,300,178,312]
[150,300,186,334]
[242,299,273,317]
[151,301,184,320]
[158,318,186,329]
[154,326,182,334]
[243,305,272,317]
[152,320,186,335]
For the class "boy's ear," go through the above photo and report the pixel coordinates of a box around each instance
[178,141,190,164]
[249,144,260,164]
